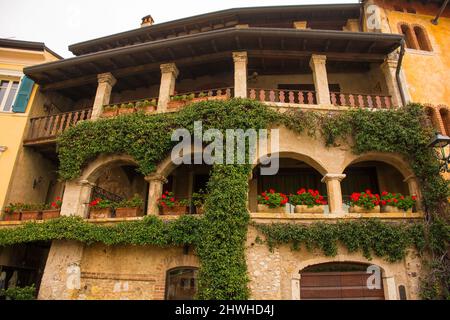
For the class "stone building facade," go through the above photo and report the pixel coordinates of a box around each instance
[0,1,448,300]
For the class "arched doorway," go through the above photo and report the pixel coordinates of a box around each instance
[300,262,385,300]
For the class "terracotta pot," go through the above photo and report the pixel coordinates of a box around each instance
[89,208,113,219]
[160,205,188,215]
[191,97,209,103]
[115,207,144,218]
[257,204,286,213]
[3,212,21,221]
[381,205,413,213]
[208,95,228,101]
[42,209,61,220]
[294,205,325,214]
[195,206,205,215]
[119,107,135,114]
[136,105,156,114]
[101,109,118,118]
[168,100,186,110]
[349,205,381,214]
[21,210,41,221]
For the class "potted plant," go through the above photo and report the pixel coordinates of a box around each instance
[115,194,145,218]
[257,189,288,213]
[158,191,188,215]
[89,198,114,219]
[136,99,157,114]
[168,95,187,110]
[42,197,62,220]
[192,92,209,103]
[119,102,135,114]
[380,191,416,213]
[192,190,206,214]
[348,190,381,214]
[2,203,22,221]
[101,105,118,118]
[20,204,42,221]
[289,188,327,214]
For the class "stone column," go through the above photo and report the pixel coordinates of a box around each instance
[309,55,331,105]
[321,173,346,214]
[381,56,403,107]
[92,72,117,120]
[157,63,179,112]
[145,174,168,215]
[383,275,398,300]
[60,180,95,218]
[38,240,85,300]
[233,52,248,98]
[404,175,422,209]
[291,274,301,300]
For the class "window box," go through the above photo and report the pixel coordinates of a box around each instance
[349,205,380,214]
[294,205,325,214]
[381,205,412,213]
[115,207,144,218]
[3,212,21,221]
[89,208,113,219]
[42,209,61,220]
[257,204,286,213]
[21,210,41,221]
[160,205,188,215]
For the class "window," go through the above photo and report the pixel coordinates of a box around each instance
[414,26,432,51]
[406,8,416,14]
[399,24,416,49]
[439,108,450,136]
[0,80,20,112]
[165,267,198,300]
[394,6,403,12]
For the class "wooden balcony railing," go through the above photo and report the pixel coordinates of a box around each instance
[24,108,92,144]
[248,88,317,104]
[330,92,393,109]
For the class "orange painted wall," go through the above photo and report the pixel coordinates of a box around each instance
[376,0,450,106]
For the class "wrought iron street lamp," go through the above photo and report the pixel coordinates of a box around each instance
[427,132,450,172]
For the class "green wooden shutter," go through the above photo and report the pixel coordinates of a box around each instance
[12,76,34,113]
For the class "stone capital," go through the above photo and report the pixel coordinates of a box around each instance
[77,180,96,188]
[160,63,179,78]
[309,54,327,68]
[97,72,117,86]
[381,58,398,71]
[145,174,168,184]
[321,173,346,183]
[232,51,248,63]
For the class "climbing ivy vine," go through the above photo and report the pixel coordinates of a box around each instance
[1,99,448,299]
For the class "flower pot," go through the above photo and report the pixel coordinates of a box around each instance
[349,205,380,214]
[118,107,135,114]
[208,95,228,101]
[101,109,118,118]
[89,208,113,219]
[42,209,61,220]
[136,105,156,114]
[21,210,41,221]
[3,212,21,221]
[294,205,325,214]
[195,206,205,215]
[160,205,188,215]
[257,204,286,213]
[381,205,413,213]
[168,100,186,110]
[115,207,144,218]
[192,97,209,103]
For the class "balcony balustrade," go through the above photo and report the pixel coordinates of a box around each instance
[248,88,317,105]
[330,92,393,109]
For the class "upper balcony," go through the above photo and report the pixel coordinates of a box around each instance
[23,27,404,150]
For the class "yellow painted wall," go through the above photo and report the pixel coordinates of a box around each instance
[0,46,60,211]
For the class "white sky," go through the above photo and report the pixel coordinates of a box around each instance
[0,0,358,58]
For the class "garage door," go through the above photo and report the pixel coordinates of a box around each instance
[300,271,385,300]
